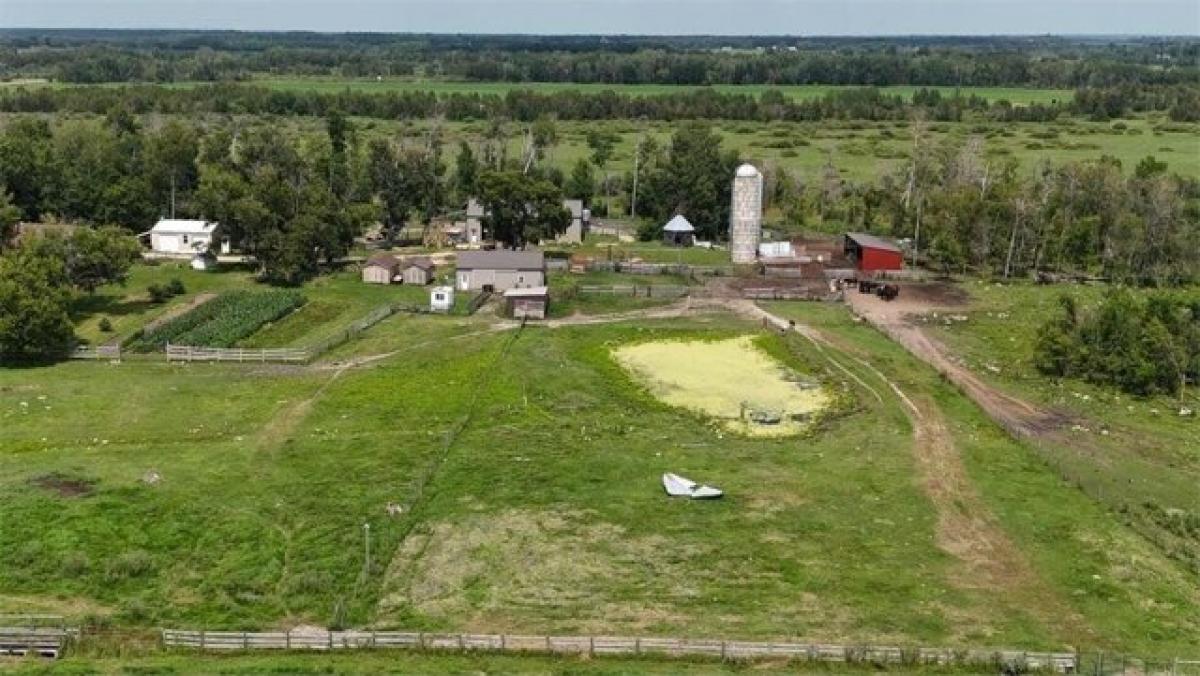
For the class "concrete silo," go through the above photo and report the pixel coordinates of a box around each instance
[729,163,763,264]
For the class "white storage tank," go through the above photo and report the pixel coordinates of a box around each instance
[729,164,763,264]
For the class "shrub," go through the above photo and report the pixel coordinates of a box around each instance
[98,317,113,333]
[147,284,171,304]
[167,278,186,295]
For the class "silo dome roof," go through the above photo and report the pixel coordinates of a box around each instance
[735,163,760,178]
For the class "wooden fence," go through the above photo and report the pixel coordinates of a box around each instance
[0,616,76,659]
[160,629,1078,671]
[69,345,121,361]
[578,284,690,299]
[166,344,309,363]
[586,261,730,277]
[742,287,823,301]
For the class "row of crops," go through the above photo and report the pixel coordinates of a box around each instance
[131,290,306,351]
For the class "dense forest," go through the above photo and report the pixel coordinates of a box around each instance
[3,31,1197,87]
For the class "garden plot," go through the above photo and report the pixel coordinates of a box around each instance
[612,336,831,437]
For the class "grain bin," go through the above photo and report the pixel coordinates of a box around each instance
[729,164,763,264]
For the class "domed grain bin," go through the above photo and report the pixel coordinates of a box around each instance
[729,163,763,264]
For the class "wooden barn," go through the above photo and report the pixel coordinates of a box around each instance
[844,233,904,273]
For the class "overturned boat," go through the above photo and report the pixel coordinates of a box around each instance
[662,472,724,500]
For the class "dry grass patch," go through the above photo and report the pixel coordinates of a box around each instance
[378,509,699,632]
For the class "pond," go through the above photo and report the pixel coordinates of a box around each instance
[612,335,831,437]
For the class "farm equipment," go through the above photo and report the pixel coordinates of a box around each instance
[876,284,900,301]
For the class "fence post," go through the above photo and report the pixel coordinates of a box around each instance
[328,631,333,650]
[459,633,464,651]
[721,641,727,661]
[286,629,290,650]
[500,634,506,651]
[589,636,595,657]
[200,629,206,650]
[635,637,641,655]
[243,631,248,650]
[546,635,551,652]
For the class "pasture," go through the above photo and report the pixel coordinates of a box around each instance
[1,289,1198,660]
[159,78,1077,106]
[920,281,1200,572]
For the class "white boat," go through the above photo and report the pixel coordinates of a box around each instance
[662,473,723,500]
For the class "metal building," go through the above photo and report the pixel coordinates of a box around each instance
[729,164,763,264]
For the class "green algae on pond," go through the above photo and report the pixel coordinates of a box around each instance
[612,336,831,437]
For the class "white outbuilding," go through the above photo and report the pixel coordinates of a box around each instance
[149,219,224,255]
[662,214,696,247]
[430,286,455,313]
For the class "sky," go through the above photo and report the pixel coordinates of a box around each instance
[2,0,1198,36]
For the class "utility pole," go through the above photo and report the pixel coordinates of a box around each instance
[630,134,642,219]
[362,522,371,577]
[170,174,176,219]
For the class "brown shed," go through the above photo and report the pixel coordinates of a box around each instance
[503,286,549,320]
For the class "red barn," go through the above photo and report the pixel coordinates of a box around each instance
[844,233,904,273]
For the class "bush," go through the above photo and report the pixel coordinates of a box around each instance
[147,284,171,304]
[98,317,113,333]
[167,278,186,295]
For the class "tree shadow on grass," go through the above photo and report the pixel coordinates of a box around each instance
[71,293,157,323]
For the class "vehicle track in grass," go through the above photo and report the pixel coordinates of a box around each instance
[742,299,1094,646]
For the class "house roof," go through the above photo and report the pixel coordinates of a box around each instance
[466,198,486,218]
[365,253,401,269]
[503,286,549,298]
[663,215,695,233]
[403,257,435,271]
[151,219,216,235]
[845,232,902,254]
[456,250,545,271]
[736,163,761,178]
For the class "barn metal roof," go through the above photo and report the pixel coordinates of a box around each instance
[151,219,216,234]
[845,232,902,253]
[456,250,545,270]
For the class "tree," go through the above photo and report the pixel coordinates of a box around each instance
[478,170,570,249]
[0,190,20,250]
[453,141,479,201]
[31,227,142,293]
[0,117,54,220]
[639,123,739,241]
[565,158,596,204]
[144,119,199,219]
[0,246,74,361]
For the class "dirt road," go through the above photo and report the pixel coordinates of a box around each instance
[845,289,1070,438]
[748,300,1092,644]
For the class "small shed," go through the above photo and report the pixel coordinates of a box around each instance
[362,254,401,284]
[844,233,904,273]
[430,285,455,313]
[663,215,696,247]
[401,257,435,285]
[504,286,549,320]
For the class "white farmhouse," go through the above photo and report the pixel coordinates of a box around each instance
[149,219,223,255]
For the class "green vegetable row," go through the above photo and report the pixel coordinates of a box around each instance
[132,290,306,350]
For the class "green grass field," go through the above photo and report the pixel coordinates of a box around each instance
[2,287,1198,661]
[920,281,1200,571]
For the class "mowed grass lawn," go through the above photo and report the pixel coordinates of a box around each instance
[2,302,1198,656]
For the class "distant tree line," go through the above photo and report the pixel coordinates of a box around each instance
[3,82,1197,123]
[2,31,1196,88]
[761,129,1199,286]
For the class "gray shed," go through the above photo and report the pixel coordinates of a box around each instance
[455,250,545,292]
